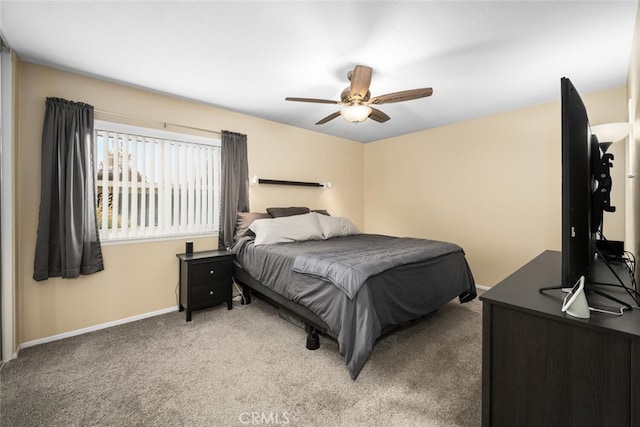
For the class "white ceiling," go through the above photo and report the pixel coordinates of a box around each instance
[1,1,637,143]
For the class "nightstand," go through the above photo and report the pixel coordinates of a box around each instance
[176,249,234,322]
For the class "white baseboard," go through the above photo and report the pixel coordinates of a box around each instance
[475,284,490,292]
[18,306,179,353]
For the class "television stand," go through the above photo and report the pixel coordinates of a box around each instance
[481,251,640,426]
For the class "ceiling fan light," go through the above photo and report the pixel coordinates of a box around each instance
[340,105,372,123]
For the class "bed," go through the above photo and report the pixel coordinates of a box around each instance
[231,209,476,379]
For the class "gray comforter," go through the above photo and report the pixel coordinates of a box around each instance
[233,234,476,379]
[292,237,463,299]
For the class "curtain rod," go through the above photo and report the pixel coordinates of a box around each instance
[94,109,221,136]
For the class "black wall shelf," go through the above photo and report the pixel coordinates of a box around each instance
[257,178,323,187]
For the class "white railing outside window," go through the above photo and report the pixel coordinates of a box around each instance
[94,120,220,242]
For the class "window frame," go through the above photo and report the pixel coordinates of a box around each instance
[93,120,221,245]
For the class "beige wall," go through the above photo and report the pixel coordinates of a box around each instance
[364,86,628,286]
[15,61,363,346]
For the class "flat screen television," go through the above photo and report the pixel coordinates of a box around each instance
[558,79,638,310]
[561,77,597,288]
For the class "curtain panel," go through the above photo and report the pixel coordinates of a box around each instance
[219,130,249,250]
[33,97,104,281]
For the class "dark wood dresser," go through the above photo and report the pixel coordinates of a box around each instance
[480,250,640,426]
[177,249,234,321]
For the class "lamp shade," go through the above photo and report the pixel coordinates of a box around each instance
[340,105,372,123]
[591,122,632,143]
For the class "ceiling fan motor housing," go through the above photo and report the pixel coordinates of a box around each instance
[341,87,370,104]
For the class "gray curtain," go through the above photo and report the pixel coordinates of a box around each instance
[219,130,249,249]
[33,97,104,281]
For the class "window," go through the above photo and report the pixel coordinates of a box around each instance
[94,120,221,242]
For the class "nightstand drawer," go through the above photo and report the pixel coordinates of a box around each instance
[191,260,231,285]
[191,280,229,307]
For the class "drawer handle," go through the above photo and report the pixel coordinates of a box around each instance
[209,290,214,295]
[209,270,214,275]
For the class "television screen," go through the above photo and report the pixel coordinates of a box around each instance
[557,80,638,309]
[561,77,596,288]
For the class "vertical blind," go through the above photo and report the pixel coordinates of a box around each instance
[94,122,220,241]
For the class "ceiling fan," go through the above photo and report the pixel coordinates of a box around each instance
[285,65,433,125]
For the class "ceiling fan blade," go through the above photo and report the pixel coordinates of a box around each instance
[285,97,338,104]
[369,107,390,123]
[369,88,433,105]
[349,65,373,100]
[315,111,341,125]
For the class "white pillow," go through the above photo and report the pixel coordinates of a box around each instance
[249,213,324,246]
[314,212,360,239]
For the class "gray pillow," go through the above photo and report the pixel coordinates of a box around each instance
[266,207,310,218]
[235,212,270,240]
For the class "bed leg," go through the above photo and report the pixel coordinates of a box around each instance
[241,286,252,305]
[305,324,320,350]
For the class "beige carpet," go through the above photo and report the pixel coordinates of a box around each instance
[0,295,482,426]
